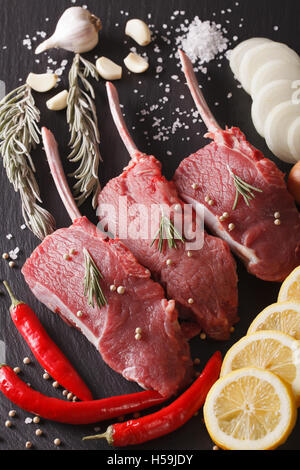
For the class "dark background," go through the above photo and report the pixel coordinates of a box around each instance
[0,0,299,451]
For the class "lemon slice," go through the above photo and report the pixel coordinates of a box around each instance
[220,330,300,404]
[278,266,300,303]
[204,367,296,450]
[247,301,300,339]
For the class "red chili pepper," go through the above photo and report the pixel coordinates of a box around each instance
[0,364,167,424]
[83,351,222,446]
[3,281,93,401]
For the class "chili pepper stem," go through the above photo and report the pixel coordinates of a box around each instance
[3,281,24,308]
[83,425,113,445]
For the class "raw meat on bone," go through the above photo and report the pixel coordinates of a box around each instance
[174,50,300,282]
[22,127,193,398]
[97,82,238,341]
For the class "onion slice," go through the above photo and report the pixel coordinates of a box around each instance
[251,60,300,98]
[288,116,300,162]
[239,42,300,95]
[264,100,300,163]
[229,37,271,80]
[251,80,294,137]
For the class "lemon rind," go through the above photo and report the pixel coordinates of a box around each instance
[220,330,300,404]
[204,366,297,450]
[247,301,300,337]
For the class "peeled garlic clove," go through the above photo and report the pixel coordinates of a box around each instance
[35,7,101,55]
[46,90,69,111]
[125,19,151,46]
[124,53,149,74]
[26,73,58,93]
[96,57,122,80]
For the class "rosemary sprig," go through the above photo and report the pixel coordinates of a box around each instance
[0,84,55,239]
[83,248,107,309]
[227,166,263,210]
[67,53,101,208]
[151,213,185,252]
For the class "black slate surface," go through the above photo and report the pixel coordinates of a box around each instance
[0,0,299,451]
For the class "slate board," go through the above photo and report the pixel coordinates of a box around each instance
[0,0,299,451]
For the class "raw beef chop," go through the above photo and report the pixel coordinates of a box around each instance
[97,83,239,341]
[22,129,193,397]
[174,50,300,282]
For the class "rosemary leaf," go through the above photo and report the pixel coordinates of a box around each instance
[0,84,55,239]
[67,54,101,209]
[151,214,185,253]
[83,248,108,309]
[227,166,263,211]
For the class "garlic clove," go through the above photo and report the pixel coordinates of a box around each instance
[124,53,149,74]
[26,73,58,93]
[96,57,122,80]
[46,90,69,111]
[35,7,101,55]
[125,19,152,46]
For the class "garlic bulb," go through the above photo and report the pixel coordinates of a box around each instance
[35,7,102,55]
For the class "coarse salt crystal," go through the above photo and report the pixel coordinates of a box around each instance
[176,17,229,66]
[22,38,32,50]
[9,247,20,260]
